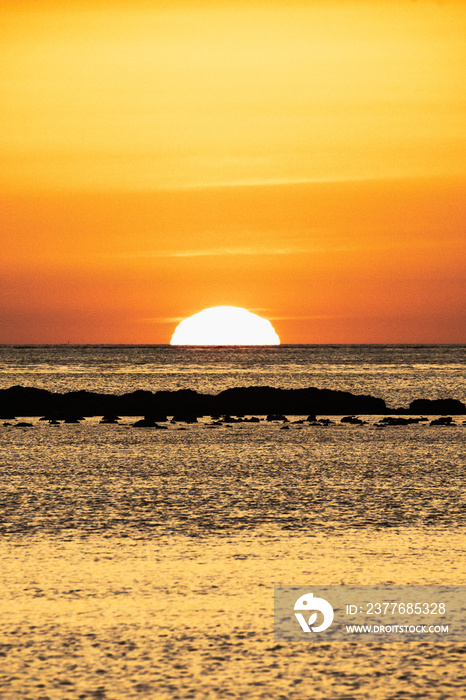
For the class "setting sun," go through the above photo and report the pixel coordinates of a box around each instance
[170,306,280,346]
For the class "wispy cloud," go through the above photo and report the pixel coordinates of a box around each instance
[166,246,305,258]
[137,313,346,326]
[120,244,332,259]
[138,317,185,324]
[268,315,348,321]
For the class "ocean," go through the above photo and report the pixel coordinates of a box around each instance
[0,345,465,699]
[1,344,465,406]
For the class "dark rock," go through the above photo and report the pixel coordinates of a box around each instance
[41,413,83,422]
[214,386,386,416]
[1,383,463,418]
[408,399,465,415]
[430,416,456,426]
[172,414,198,423]
[143,413,168,422]
[63,415,84,423]
[267,414,288,422]
[221,415,238,423]
[132,417,166,427]
[100,414,121,424]
[377,416,423,426]
[341,416,364,424]
[13,421,33,427]
[0,386,59,417]
[0,384,387,417]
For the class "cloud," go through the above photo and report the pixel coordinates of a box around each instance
[138,313,346,326]
[120,244,334,259]
[166,246,304,258]
[268,314,348,321]
[138,317,185,324]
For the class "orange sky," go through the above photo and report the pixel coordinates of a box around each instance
[1,0,465,343]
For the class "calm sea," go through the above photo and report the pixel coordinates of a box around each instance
[0,345,465,699]
[0,344,465,406]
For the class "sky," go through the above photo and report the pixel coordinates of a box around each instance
[1,0,465,343]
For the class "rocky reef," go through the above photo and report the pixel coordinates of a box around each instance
[0,385,464,418]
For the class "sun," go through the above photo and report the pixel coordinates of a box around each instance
[170,306,280,346]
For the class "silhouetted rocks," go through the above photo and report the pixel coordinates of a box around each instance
[213,387,386,416]
[430,416,455,426]
[341,416,365,425]
[172,414,198,423]
[377,416,425,426]
[408,399,465,415]
[40,413,84,423]
[220,415,237,423]
[142,413,168,423]
[100,415,120,424]
[133,417,168,428]
[63,416,84,423]
[1,384,464,418]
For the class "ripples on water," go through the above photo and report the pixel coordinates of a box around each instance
[2,420,465,537]
[1,420,465,698]
[1,344,465,407]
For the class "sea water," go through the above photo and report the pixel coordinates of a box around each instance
[0,345,465,699]
[0,344,465,407]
